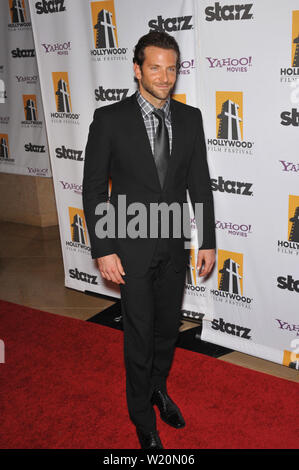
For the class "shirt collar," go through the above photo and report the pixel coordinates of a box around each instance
[136,90,171,121]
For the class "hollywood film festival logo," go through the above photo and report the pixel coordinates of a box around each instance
[90,1,128,62]
[280,12,299,127]
[210,249,252,309]
[66,207,91,255]
[283,348,299,370]
[51,72,79,124]
[277,195,299,256]
[181,245,206,323]
[185,246,207,297]
[21,94,42,128]
[8,0,31,31]
[207,91,254,156]
[0,134,15,164]
[280,10,299,83]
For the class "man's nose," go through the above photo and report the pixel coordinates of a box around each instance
[159,69,168,82]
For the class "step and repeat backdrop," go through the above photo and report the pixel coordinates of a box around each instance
[27,0,298,369]
[0,0,51,177]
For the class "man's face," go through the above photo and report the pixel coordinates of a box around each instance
[134,46,177,104]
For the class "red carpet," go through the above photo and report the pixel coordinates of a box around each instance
[0,299,298,449]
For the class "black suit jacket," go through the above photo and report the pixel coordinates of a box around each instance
[83,93,215,276]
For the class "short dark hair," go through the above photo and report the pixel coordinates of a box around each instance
[133,31,181,71]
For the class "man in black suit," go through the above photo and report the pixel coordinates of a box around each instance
[83,31,215,449]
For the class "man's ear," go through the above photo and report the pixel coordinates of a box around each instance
[133,62,142,80]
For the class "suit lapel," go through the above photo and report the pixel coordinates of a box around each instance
[131,93,162,191]
[162,98,184,190]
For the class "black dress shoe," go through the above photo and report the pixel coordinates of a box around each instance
[136,428,163,449]
[151,389,185,429]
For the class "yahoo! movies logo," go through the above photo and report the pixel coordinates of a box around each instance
[279,159,299,174]
[210,249,252,308]
[42,41,71,56]
[277,195,299,256]
[22,95,42,127]
[16,74,38,85]
[8,0,31,30]
[216,219,252,238]
[178,59,195,76]
[206,56,252,73]
[66,207,90,255]
[276,319,299,337]
[0,134,14,163]
[59,180,82,195]
[51,72,80,123]
[280,11,299,83]
[27,167,49,176]
[207,91,254,155]
[90,1,128,61]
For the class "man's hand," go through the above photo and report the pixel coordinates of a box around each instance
[196,249,215,277]
[97,253,126,284]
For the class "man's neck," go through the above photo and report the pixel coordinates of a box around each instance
[138,87,168,109]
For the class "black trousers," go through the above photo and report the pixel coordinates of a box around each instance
[120,237,187,432]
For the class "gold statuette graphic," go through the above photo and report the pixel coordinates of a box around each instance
[91,1,118,49]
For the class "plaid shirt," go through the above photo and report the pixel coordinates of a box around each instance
[136,90,172,154]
